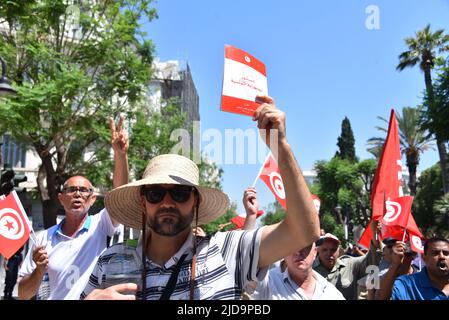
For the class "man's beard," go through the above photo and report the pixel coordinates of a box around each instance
[148,207,193,236]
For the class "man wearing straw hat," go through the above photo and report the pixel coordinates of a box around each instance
[17,116,128,300]
[82,95,321,300]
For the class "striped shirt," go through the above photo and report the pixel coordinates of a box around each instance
[81,227,265,300]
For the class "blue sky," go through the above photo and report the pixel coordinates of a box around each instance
[145,0,449,215]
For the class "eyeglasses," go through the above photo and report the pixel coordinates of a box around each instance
[141,185,194,204]
[62,186,93,197]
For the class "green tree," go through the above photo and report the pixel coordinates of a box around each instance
[198,155,224,190]
[397,24,449,194]
[367,106,433,195]
[128,103,186,180]
[313,157,375,241]
[320,212,345,247]
[433,193,449,237]
[0,0,157,228]
[335,117,357,163]
[421,61,449,144]
[414,163,444,236]
[261,201,286,226]
[201,202,238,235]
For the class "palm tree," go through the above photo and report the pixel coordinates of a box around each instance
[367,106,433,195]
[397,24,449,194]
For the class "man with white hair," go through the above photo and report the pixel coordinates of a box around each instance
[17,116,128,300]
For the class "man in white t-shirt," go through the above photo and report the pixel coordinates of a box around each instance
[251,242,345,300]
[17,116,128,300]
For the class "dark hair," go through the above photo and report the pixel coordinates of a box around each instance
[423,237,449,254]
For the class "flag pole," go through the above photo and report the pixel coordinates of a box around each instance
[401,228,407,243]
[11,190,38,246]
[376,190,387,242]
[252,152,272,188]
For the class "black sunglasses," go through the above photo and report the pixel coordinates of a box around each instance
[141,185,194,204]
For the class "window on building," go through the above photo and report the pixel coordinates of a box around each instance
[1,134,27,168]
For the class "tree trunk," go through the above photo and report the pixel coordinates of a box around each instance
[423,66,449,194]
[406,152,418,196]
[37,153,60,228]
[335,207,344,225]
[435,137,449,194]
[42,199,58,229]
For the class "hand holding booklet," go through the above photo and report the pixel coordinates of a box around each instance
[220,45,268,116]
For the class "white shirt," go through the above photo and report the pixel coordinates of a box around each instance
[81,227,267,300]
[252,267,345,300]
[19,209,117,300]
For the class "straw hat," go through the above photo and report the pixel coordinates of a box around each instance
[105,154,230,229]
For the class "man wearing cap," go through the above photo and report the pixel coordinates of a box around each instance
[17,116,128,300]
[391,237,449,300]
[312,222,382,300]
[81,95,321,300]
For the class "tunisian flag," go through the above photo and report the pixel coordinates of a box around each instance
[0,190,31,259]
[259,154,287,210]
[381,196,413,228]
[409,232,425,254]
[358,198,424,249]
[371,109,404,220]
[358,109,404,247]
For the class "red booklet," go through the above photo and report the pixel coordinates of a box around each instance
[220,45,268,116]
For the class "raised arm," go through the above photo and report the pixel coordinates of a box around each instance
[375,242,406,300]
[242,187,258,230]
[253,96,320,268]
[110,115,129,189]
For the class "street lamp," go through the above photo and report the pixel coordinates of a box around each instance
[0,56,17,97]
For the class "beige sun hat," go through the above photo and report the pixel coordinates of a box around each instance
[105,154,230,229]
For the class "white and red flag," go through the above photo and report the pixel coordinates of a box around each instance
[311,194,321,215]
[221,45,268,116]
[0,190,32,259]
[259,154,287,210]
[371,109,404,220]
[381,196,413,228]
[358,109,404,247]
[409,232,425,254]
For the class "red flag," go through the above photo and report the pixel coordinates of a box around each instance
[371,109,404,220]
[409,232,424,254]
[358,221,405,248]
[358,220,373,249]
[381,224,409,241]
[311,194,321,215]
[230,210,264,229]
[381,196,413,228]
[358,109,404,247]
[0,191,31,259]
[259,154,287,210]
